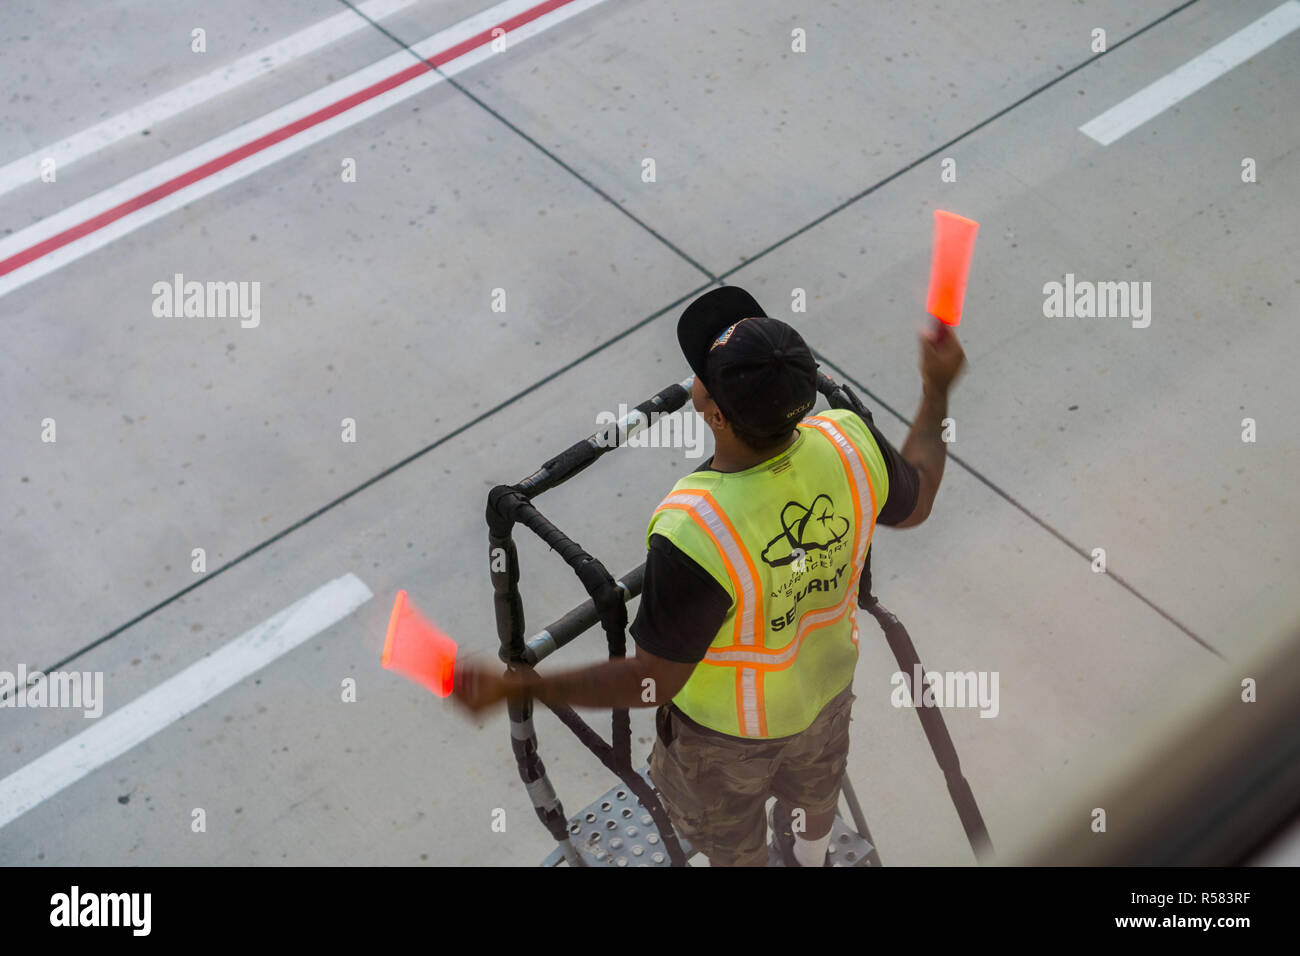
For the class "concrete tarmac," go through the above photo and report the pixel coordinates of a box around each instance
[1,0,1296,865]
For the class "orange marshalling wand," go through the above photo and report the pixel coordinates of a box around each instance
[381,590,457,697]
[926,210,980,326]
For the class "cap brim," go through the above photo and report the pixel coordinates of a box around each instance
[677,286,767,385]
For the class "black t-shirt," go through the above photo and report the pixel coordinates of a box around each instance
[629,409,919,666]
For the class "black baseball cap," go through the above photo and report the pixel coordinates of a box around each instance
[677,287,819,439]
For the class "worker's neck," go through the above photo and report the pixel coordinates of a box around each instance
[710,430,798,473]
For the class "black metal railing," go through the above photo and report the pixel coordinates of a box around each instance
[484,371,991,865]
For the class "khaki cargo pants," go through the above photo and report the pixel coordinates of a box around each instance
[648,683,856,867]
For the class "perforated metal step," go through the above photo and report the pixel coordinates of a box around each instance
[558,769,683,867]
[541,766,878,866]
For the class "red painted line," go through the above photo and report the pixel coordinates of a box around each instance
[0,0,578,280]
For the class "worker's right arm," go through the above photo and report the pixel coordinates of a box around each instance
[892,325,966,528]
[629,535,730,693]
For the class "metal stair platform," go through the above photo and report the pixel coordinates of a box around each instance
[541,766,878,867]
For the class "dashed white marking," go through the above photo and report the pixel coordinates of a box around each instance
[0,573,373,831]
[1080,1,1300,145]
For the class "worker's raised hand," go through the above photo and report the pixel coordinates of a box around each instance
[919,321,966,395]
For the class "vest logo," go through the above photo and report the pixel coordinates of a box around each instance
[760,494,850,568]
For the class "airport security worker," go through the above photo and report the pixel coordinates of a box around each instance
[452,286,965,867]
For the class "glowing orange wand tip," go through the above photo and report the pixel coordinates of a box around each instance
[382,590,457,698]
[926,209,980,327]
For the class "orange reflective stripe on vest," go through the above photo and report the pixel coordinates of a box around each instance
[649,413,879,738]
[654,489,766,735]
[802,414,877,652]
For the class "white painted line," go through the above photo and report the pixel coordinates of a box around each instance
[0,0,416,197]
[1080,1,1300,145]
[0,573,373,831]
[0,0,611,300]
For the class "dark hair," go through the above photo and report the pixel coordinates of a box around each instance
[729,420,794,453]
[707,380,795,454]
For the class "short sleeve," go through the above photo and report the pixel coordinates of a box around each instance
[630,534,732,664]
[856,413,920,526]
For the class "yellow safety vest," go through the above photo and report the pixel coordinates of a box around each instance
[646,408,890,738]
